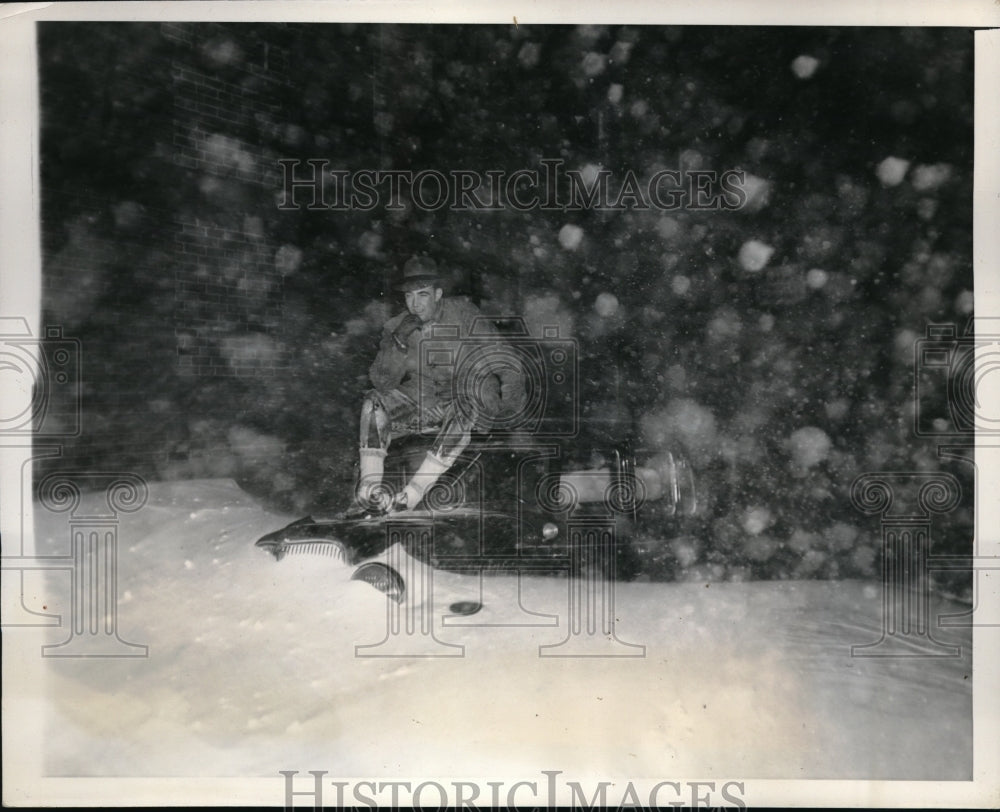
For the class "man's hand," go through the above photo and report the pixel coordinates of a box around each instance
[422,402,448,427]
[391,313,423,351]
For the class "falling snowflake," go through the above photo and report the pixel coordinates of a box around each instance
[738,239,774,272]
[558,223,584,251]
[594,292,620,318]
[875,156,910,187]
[788,426,832,468]
[790,55,820,79]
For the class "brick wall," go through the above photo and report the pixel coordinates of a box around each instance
[39,22,309,479]
[164,22,294,379]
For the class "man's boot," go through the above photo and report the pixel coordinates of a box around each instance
[356,447,387,507]
[396,451,449,510]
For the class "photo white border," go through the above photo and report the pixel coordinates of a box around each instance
[2,1,998,807]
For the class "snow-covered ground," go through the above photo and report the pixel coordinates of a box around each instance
[22,479,971,783]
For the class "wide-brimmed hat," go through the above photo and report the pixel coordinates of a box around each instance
[395,255,441,291]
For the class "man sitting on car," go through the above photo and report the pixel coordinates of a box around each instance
[354,255,526,513]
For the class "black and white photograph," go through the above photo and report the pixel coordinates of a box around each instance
[2,1,998,807]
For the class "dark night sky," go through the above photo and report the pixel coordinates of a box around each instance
[36,22,976,587]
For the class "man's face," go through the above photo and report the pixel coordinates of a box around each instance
[404,285,443,322]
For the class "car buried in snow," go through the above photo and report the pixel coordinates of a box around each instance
[254,427,697,582]
[255,313,696,580]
